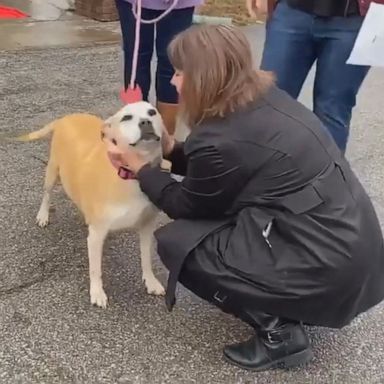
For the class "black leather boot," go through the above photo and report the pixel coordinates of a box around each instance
[223,321,313,371]
[177,251,313,371]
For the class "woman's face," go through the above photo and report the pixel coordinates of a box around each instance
[171,70,184,95]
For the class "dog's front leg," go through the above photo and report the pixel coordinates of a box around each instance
[139,221,165,296]
[87,224,109,308]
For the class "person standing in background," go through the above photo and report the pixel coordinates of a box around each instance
[246,0,384,153]
[115,0,203,135]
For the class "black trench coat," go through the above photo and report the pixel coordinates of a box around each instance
[137,86,384,328]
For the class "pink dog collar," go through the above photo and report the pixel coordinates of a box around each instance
[118,166,137,180]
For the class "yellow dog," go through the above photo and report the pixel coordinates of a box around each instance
[14,101,166,307]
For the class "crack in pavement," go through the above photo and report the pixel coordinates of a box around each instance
[0,253,60,297]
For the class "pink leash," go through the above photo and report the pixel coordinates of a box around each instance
[120,0,179,104]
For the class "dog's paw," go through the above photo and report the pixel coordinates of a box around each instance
[143,275,165,296]
[36,210,49,227]
[90,285,108,308]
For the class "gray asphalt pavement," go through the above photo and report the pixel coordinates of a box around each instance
[0,26,384,384]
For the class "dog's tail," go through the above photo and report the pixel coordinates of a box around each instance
[9,122,55,142]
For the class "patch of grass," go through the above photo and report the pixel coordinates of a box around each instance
[196,0,265,26]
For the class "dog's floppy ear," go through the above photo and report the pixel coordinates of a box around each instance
[103,117,112,128]
[100,119,111,139]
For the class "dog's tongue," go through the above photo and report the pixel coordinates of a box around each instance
[118,167,136,180]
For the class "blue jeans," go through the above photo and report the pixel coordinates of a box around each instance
[115,0,194,104]
[260,0,370,152]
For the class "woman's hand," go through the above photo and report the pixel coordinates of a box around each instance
[161,129,176,157]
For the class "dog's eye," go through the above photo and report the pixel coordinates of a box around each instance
[111,138,117,146]
[101,132,105,139]
[147,109,157,117]
[121,114,133,122]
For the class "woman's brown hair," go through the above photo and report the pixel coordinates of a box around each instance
[168,24,274,126]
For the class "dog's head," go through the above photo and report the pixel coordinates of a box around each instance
[102,101,164,162]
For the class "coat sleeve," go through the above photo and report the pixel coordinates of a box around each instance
[137,144,244,220]
[164,141,187,176]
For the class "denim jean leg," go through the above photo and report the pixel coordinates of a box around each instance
[260,0,317,99]
[313,16,370,152]
[155,7,195,103]
[115,0,156,100]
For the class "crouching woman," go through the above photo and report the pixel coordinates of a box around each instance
[115,24,384,371]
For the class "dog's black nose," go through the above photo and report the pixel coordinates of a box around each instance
[139,118,153,129]
[139,118,158,141]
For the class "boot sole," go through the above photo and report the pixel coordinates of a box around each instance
[223,348,314,372]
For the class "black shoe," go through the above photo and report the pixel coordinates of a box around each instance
[223,323,313,371]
